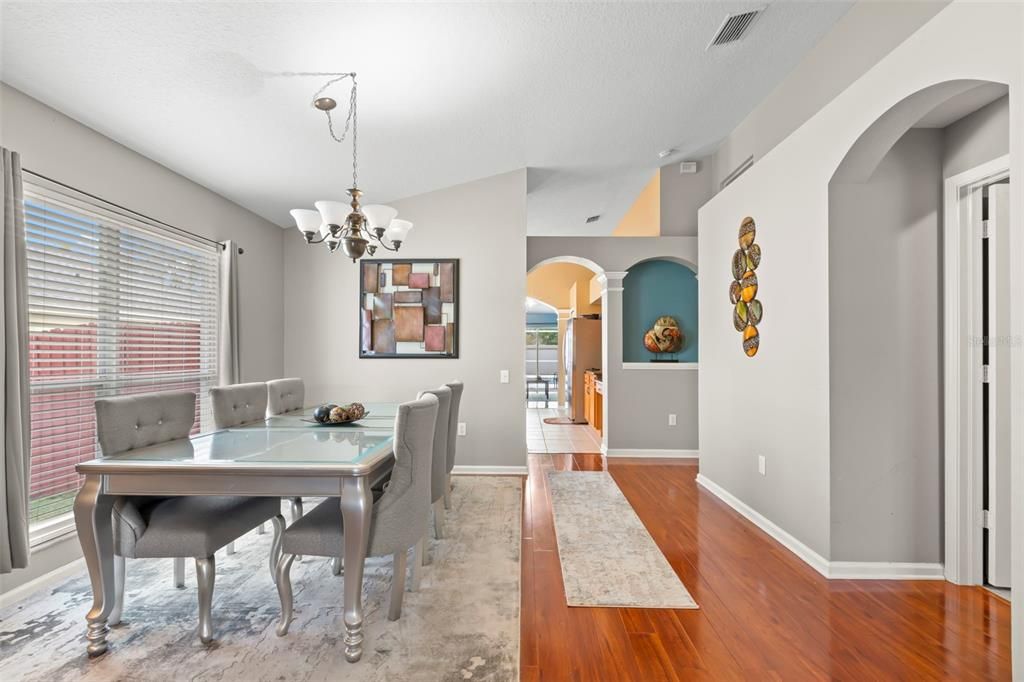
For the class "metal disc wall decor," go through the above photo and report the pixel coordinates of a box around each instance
[729,216,762,357]
[731,250,747,280]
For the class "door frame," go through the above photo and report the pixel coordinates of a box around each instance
[943,154,1010,584]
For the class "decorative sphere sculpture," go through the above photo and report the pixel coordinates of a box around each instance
[643,315,685,354]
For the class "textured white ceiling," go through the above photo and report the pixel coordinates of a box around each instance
[1,1,851,235]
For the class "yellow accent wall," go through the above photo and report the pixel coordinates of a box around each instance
[527,262,601,315]
[612,170,660,236]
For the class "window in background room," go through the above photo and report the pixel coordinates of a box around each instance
[23,176,219,538]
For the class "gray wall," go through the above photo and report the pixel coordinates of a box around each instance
[610,369,698,452]
[0,84,285,384]
[527,236,698,453]
[0,82,286,596]
[827,97,1010,564]
[527,236,697,272]
[943,95,1009,178]
[659,157,714,237]
[282,170,528,468]
[712,1,948,190]
[828,129,944,563]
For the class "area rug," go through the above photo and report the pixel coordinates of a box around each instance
[541,417,579,425]
[547,471,698,609]
[0,476,522,681]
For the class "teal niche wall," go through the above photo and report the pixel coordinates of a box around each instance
[622,259,698,363]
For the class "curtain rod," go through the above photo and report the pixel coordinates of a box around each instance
[23,169,244,254]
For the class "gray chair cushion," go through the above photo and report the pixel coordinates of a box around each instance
[283,395,438,558]
[444,381,463,475]
[419,386,451,503]
[95,391,196,456]
[112,496,156,558]
[267,377,305,415]
[116,496,281,559]
[210,382,268,429]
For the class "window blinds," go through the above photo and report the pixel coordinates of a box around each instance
[24,177,220,524]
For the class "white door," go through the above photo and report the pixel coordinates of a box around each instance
[986,182,1012,589]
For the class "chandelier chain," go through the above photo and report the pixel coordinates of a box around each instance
[312,72,359,187]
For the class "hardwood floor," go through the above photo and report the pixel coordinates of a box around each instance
[520,453,1012,681]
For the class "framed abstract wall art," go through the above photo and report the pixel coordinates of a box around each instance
[729,217,762,357]
[359,259,459,358]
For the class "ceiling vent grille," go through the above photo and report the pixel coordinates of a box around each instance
[585,215,601,224]
[708,8,763,48]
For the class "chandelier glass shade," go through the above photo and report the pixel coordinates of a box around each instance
[290,73,412,261]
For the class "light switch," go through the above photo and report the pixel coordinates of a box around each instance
[758,455,766,476]
[668,414,677,426]
[458,422,467,436]
[500,369,510,384]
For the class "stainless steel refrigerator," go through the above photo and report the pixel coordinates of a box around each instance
[563,317,601,423]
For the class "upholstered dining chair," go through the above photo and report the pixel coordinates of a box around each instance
[264,378,308,535]
[274,394,439,633]
[418,385,451,567]
[96,390,284,644]
[209,381,289,557]
[211,382,304,518]
[266,377,305,416]
[443,380,464,510]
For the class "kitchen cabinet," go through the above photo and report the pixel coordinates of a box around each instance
[584,370,603,436]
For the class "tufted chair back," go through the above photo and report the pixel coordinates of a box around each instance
[95,391,196,456]
[369,394,438,557]
[210,382,268,429]
[266,377,305,416]
[444,380,463,475]
[416,386,451,504]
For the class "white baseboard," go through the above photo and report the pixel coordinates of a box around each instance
[452,465,528,476]
[0,557,86,609]
[828,561,945,580]
[696,474,946,581]
[696,473,831,577]
[605,448,699,459]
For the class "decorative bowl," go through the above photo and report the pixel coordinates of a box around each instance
[303,402,369,426]
[301,411,371,427]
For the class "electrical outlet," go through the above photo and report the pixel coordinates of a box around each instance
[668,414,677,426]
[457,422,467,436]
[499,369,509,384]
[758,455,766,476]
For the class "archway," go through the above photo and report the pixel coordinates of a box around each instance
[827,79,1010,587]
[525,257,605,454]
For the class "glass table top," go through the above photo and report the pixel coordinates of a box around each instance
[232,404,399,431]
[78,426,394,474]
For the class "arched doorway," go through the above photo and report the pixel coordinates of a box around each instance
[827,79,1010,592]
[526,258,605,454]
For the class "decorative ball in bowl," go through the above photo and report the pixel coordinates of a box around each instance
[307,402,368,425]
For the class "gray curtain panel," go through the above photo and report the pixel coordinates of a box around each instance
[218,240,241,386]
[1,148,30,573]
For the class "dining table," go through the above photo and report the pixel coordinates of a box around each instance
[73,403,400,662]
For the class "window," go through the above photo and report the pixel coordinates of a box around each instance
[24,177,219,532]
[525,328,558,378]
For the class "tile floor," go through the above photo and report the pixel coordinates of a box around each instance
[526,406,603,453]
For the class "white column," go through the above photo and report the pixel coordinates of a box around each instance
[556,309,571,405]
[598,272,627,456]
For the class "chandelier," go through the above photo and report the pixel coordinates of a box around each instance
[289,73,412,261]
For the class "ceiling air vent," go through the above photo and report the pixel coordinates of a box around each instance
[708,8,763,49]
[585,215,601,224]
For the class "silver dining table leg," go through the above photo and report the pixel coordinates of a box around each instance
[109,554,125,626]
[269,514,285,583]
[339,476,373,663]
[73,475,116,657]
